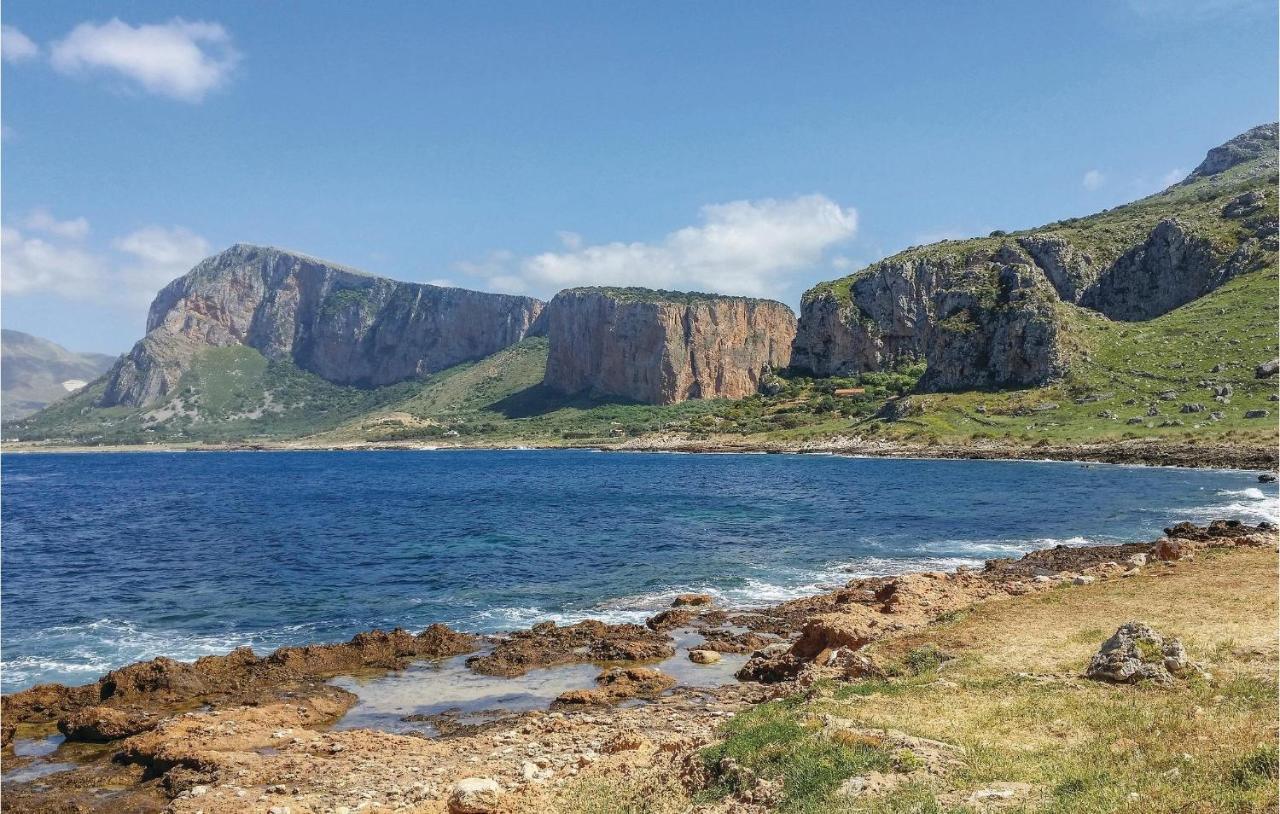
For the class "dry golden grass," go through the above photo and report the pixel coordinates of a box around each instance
[560,547,1279,813]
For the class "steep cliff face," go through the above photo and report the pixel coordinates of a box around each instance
[792,248,1068,389]
[99,245,545,407]
[923,261,1067,391]
[792,123,1278,390]
[1082,218,1256,321]
[543,288,796,404]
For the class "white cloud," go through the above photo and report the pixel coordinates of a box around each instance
[2,214,209,308]
[112,226,211,303]
[463,195,857,300]
[2,25,39,62]
[1082,169,1106,191]
[556,231,583,250]
[1,226,107,298]
[50,18,240,102]
[22,209,90,241]
[425,278,455,288]
[1158,167,1186,188]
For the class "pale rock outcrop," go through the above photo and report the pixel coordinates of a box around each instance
[1085,622,1196,686]
[791,248,1068,390]
[790,124,1278,387]
[99,244,546,407]
[1185,123,1278,180]
[543,288,796,405]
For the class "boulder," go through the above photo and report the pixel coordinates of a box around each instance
[672,593,714,607]
[1085,622,1196,686]
[1245,409,1271,419]
[688,649,721,664]
[1223,190,1267,218]
[552,666,676,707]
[448,778,501,814]
[1151,538,1190,561]
[645,608,694,631]
[1257,359,1279,378]
[57,706,155,742]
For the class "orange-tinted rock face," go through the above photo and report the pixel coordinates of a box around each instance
[543,288,796,405]
[98,244,546,407]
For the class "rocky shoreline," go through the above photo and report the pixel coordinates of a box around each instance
[5,434,1277,471]
[3,519,1275,813]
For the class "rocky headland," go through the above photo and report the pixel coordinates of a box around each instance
[543,288,796,405]
[3,519,1274,813]
[98,245,548,407]
[789,123,1278,388]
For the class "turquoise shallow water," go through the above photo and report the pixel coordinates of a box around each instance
[2,449,1275,692]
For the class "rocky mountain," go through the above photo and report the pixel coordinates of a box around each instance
[791,123,1278,390]
[99,245,546,407]
[0,330,116,420]
[543,288,796,404]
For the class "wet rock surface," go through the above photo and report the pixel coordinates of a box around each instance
[464,620,674,677]
[2,520,1274,812]
[3,624,478,736]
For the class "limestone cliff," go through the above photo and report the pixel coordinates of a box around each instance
[99,245,546,407]
[792,123,1278,390]
[543,288,796,404]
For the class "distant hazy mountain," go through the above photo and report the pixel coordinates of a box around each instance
[1,330,116,420]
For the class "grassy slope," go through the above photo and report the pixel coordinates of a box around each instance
[806,150,1276,306]
[559,547,1279,813]
[6,137,1276,451]
[7,264,1275,449]
[3,346,420,445]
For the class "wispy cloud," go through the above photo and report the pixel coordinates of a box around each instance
[1158,167,1186,188]
[113,226,211,304]
[22,209,91,241]
[458,194,857,300]
[50,18,240,102]
[2,25,39,63]
[2,213,209,308]
[1082,169,1106,191]
[1,227,107,298]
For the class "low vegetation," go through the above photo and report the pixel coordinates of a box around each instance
[559,546,1279,812]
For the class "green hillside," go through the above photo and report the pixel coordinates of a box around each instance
[808,133,1278,308]
[6,126,1277,456]
[8,259,1274,453]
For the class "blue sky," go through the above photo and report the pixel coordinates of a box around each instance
[3,0,1276,353]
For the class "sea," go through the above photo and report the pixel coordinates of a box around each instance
[3,449,1276,693]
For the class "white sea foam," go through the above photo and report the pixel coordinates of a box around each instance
[1,617,342,690]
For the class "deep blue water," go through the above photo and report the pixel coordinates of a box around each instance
[2,450,1275,692]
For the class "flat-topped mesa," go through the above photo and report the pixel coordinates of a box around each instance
[791,123,1279,388]
[98,244,546,407]
[543,287,796,405]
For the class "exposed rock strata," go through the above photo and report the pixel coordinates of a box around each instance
[791,124,1279,388]
[543,288,796,404]
[99,244,546,407]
